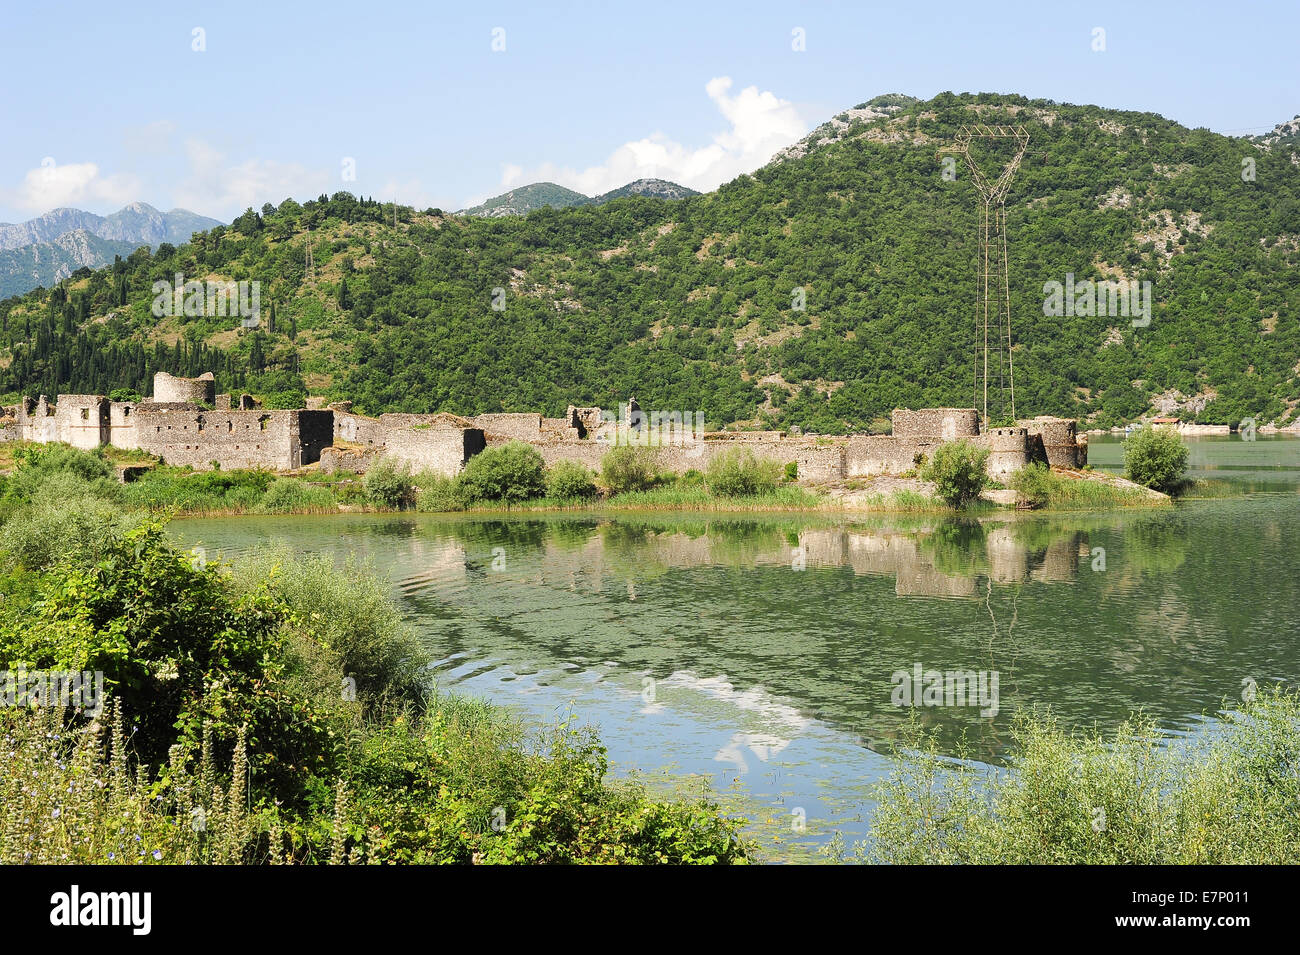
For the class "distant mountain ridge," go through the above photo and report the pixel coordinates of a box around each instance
[0,202,222,297]
[460,178,698,217]
[0,230,141,299]
[0,202,221,252]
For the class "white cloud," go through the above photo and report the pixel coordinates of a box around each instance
[489,76,807,200]
[6,161,141,213]
[173,139,332,217]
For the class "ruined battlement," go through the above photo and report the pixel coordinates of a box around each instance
[891,408,979,441]
[153,371,216,406]
[2,372,1084,486]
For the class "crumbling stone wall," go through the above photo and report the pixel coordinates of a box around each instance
[381,427,486,477]
[533,433,848,482]
[892,408,979,441]
[320,446,383,473]
[977,427,1030,481]
[153,371,216,406]
[335,411,385,446]
[51,395,110,450]
[18,396,58,443]
[566,406,604,438]
[133,408,333,470]
[846,435,937,477]
[473,413,543,441]
[109,401,140,450]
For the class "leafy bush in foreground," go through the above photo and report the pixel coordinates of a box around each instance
[458,442,546,503]
[1009,462,1053,508]
[1124,427,1189,494]
[0,492,748,864]
[705,447,781,497]
[599,445,659,494]
[545,460,597,499]
[836,688,1300,864]
[920,440,989,508]
[364,458,415,508]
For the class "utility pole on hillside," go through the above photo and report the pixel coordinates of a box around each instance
[942,124,1029,426]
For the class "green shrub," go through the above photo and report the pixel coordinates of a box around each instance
[415,474,468,512]
[783,461,799,482]
[364,458,415,508]
[599,445,659,494]
[1,495,141,571]
[919,440,989,508]
[459,442,546,503]
[259,477,335,513]
[231,547,429,709]
[1009,462,1054,508]
[0,500,752,865]
[545,460,596,499]
[849,688,1300,865]
[1123,427,1189,494]
[706,447,781,497]
[0,444,120,512]
[676,468,705,488]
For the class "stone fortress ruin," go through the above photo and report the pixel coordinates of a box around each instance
[0,372,1087,482]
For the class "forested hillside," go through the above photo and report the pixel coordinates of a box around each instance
[2,92,1297,431]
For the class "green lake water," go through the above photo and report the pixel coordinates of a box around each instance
[171,433,1300,859]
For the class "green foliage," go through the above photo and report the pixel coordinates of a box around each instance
[1010,462,1054,508]
[0,703,267,865]
[676,468,705,488]
[919,440,989,508]
[1009,461,1164,509]
[705,447,782,497]
[229,547,429,710]
[258,477,335,513]
[414,473,468,512]
[10,95,1298,431]
[545,460,597,500]
[458,442,547,503]
[0,495,139,572]
[851,688,1300,864]
[0,444,125,530]
[783,461,799,482]
[0,489,748,863]
[1123,427,1190,493]
[599,445,659,494]
[363,458,415,508]
[259,390,307,410]
[107,387,142,402]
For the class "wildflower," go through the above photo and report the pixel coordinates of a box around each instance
[51,808,61,819]
[152,849,162,861]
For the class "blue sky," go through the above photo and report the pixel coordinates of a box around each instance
[1,0,1294,223]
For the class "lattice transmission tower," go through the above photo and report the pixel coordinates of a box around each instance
[946,124,1029,425]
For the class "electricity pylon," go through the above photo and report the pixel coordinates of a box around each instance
[945,124,1029,425]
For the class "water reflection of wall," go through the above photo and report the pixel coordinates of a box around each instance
[797,525,1084,598]
[516,522,1092,599]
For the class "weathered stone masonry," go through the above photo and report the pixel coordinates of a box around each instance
[1,370,1086,481]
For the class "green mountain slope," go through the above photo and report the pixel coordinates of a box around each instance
[2,92,1298,431]
[459,182,590,217]
[462,178,699,216]
[591,179,699,203]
